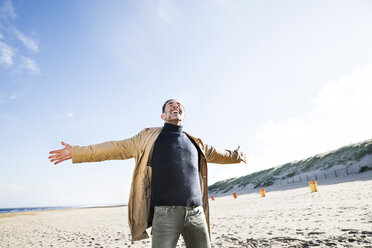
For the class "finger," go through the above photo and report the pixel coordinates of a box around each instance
[49,157,57,162]
[54,158,65,165]
[59,155,69,161]
[240,152,247,164]
[56,157,69,164]
[51,152,71,164]
[61,141,70,148]
[48,154,59,159]
[60,153,72,162]
[49,153,62,159]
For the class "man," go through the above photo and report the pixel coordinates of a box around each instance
[49,99,247,248]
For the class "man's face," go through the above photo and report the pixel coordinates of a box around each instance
[161,100,185,124]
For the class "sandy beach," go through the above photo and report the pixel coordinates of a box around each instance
[1,172,371,248]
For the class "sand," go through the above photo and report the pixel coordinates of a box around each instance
[1,173,372,247]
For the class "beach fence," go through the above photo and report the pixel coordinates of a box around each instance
[283,164,372,185]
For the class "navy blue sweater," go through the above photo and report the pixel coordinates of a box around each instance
[150,123,202,206]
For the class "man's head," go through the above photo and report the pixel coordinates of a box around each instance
[161,99,185,125]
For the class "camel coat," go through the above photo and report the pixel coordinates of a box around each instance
[71,127,241,241]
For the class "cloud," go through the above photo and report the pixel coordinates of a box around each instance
[66,112,74,118]
[0,40,14,66]
[0,0,16,19]
[56,112,75,118]
[157,6,173,25]
[17,56,40,74]
[155,1,180,26]
[0,93,18,105]
[2,114,22,123]
[0,184,22,193]
[253,64,372,168]
[13,29,39,53]
[312,65,372,113]
[0,1,40,74]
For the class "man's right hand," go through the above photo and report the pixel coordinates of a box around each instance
[49,141,72,165]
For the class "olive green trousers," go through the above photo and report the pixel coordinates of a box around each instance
[151,206,211,248]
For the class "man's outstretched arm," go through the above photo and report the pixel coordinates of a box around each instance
[204,144,247,164]
[49,141,72,165]
[48,130,144,165]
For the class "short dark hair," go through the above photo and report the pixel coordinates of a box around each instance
[162,99,176,113]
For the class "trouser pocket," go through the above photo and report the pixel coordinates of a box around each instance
[154,206,177,216]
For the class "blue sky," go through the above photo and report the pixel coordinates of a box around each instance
[1,0,372,208]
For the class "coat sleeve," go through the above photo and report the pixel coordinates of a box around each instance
[192,136,241,164]
[71,130,144,163]
[204,144,242,164]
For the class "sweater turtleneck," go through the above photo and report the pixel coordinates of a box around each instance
[162,122,183,133]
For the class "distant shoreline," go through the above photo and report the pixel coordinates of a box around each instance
[0,204,128,214]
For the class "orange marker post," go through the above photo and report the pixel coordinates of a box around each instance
[260,188,266,197]
[233,192,237,199]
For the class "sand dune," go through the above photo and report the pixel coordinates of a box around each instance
[1,172,371,247]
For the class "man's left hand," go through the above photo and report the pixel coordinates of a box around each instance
[235,146,247,164]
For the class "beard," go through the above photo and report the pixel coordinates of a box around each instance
[165,112,184,122]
